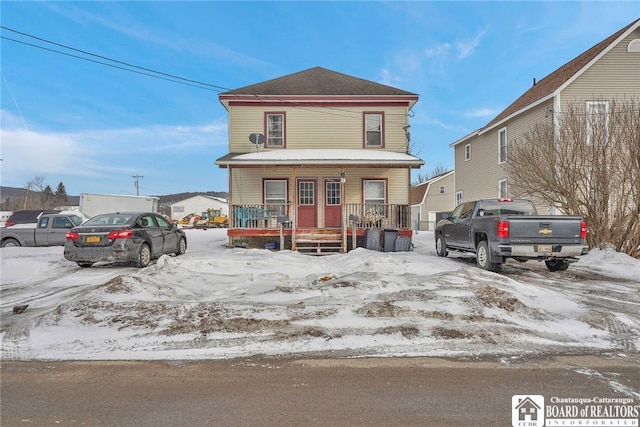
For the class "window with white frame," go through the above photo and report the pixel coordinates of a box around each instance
[364,113,383,147]
[266,113,284,147]
[586,101,609,145]
[264,180,287,206]
[455,191,463,206]
[363,180,386,219]
[498,127,507,163]
[464,143,471,161]
[498,179,508,198]
[439,185,445,194]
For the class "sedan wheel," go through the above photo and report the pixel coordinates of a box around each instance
[175,237,187,256]
[77,262,94,268]
[137,244,152,268]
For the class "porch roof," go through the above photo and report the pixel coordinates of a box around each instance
[215,149,424,168]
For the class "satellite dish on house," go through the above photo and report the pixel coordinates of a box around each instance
[249,133,265,152]
[249,133,265,145]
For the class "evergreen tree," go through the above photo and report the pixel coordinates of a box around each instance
[55,182,68,206]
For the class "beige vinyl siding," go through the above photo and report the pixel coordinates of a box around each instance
[424,173,456,213]
[230,167,409,205]
[562,28,640,101]
[454,101,552,202]
[227,105,410,153]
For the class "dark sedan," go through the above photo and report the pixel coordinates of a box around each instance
[64,212,187,268]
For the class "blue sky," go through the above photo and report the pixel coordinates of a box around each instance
[1,1,638,197]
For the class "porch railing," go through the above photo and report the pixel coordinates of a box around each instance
[230,203,410,230]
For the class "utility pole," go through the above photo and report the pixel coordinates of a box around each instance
[132,174,143,196]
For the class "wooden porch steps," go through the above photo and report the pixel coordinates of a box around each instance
[295,230,344,255]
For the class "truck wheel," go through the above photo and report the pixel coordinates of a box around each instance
[137,244,152,268]
[77,262,94,268]
[545,259,569,271]
[476,241,497,271]
[435,234,448,257]
[1,238,20,248]
[175,237,187,256]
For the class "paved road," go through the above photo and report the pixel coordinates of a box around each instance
[2,354,639,426]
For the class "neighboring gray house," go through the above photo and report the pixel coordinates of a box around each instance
[170,195,228,221]
[410,170,455,231]
[450,19,640,210]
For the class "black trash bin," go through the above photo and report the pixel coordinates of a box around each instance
[383,229,398,252]
[366,228,381,251]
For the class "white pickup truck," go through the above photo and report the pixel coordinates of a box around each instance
[0,213,85,247]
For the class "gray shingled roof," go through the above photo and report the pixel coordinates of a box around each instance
[220,67,418,97]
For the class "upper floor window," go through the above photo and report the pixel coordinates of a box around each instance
[439,185,445,194]
[464,143,471,161]
[498,127,507,164]
[498,179,508,198]
[266,113,285,148]
[364,113,383,147]
[586,101,609,145]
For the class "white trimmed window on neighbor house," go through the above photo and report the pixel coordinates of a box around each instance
[455,191,463,206]
[364,113,383,147]
[266,113,285,147]
[498,179,508,198]
[586,101,609,146]
[464,143,471,161]
[498,127,507,164]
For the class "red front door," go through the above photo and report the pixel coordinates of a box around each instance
[324,179,342,228]
[297,179,316,228]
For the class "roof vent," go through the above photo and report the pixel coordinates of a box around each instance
[628,39,640,52]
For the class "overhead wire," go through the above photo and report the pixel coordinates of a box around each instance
[0,26,416,127]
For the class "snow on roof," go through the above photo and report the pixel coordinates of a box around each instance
[215,149,424,167]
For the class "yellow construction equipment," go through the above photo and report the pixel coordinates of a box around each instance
[194,209,228,228]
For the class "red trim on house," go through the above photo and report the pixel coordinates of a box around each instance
[228,100,412,107]
[226,228,413,238]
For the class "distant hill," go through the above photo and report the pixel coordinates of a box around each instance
[0,186,228,212]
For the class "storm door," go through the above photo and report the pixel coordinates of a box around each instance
[297,179,317,228]
[324,179,342,228]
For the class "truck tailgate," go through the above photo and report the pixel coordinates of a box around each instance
[506,215,585,244]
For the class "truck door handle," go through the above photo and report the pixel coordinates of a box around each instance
[540,222,550,228]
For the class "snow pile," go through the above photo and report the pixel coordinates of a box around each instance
[1,229,638,360]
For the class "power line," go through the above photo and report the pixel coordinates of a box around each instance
[1,25,231,92]
[0,26,416,126]
[0,35,222,92]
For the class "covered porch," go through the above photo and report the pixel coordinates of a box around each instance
[227,202,412,254]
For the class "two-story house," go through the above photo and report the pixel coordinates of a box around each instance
[215,67,424,253]
[450,19,640,211]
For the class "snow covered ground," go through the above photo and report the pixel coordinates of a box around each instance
[1,229,638,361]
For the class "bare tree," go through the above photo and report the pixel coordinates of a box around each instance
[413,166,450,185]
[506,98,640,258]
[23,176,46,209]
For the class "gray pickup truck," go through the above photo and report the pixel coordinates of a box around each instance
[434,198,588,272]
[0,213,85,247]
